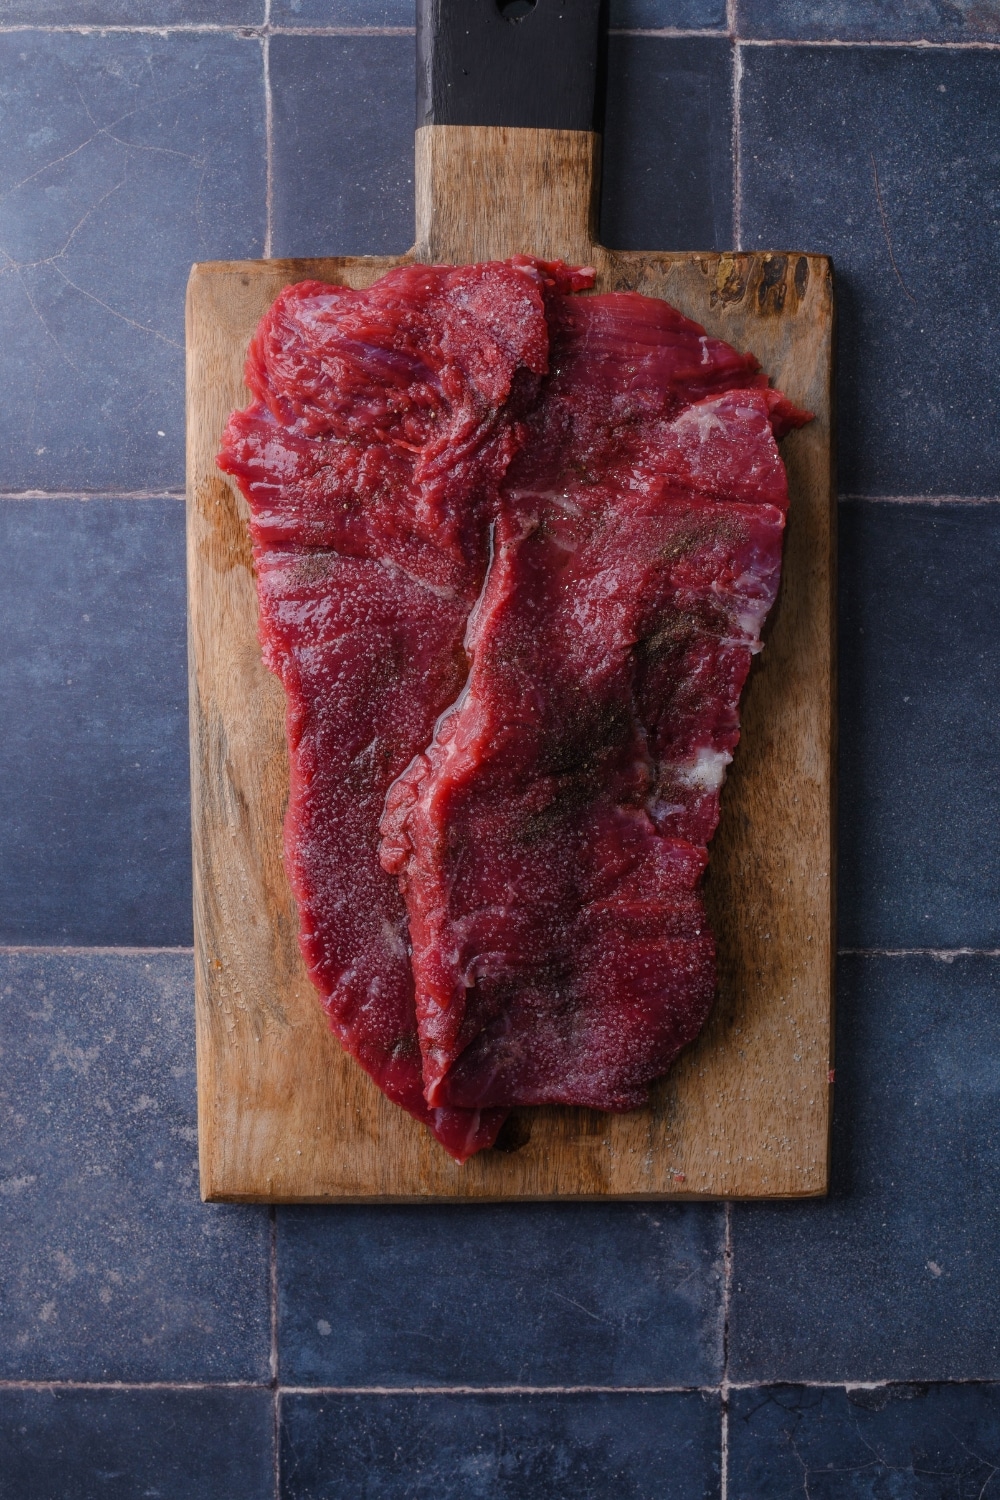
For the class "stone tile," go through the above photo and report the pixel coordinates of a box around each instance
[268,0,728,31]
[277,1202,724,1387]
[0,0,264,23]
[280,1392,721,1499]
[610,0,728,26]
[271,0,413,22]
[0,500,191,947]
[736,0,1000,41]
[600,37,733,252]
[838,501,1000,950]
[0,32,264,493]
[729,955,1000,1383]
[0,1388,273,1500]
[728,1384,1000,1500]
[270,34,414,258]
[740,46,1000,497]
[0,950,271,1381]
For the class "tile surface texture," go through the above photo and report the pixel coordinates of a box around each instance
[729,954,1000,1382]
[1,6,1000,1498]
[0,500,191,947]
[0,32,265,495]
[837,501,1000,950]
[270,34,415,259]
[740,45,1000,498]
[737,0,1000,40]
[610,0,728,26]
[278,1203,724,1387]
[270,0,415,22]
[268,0,728,30]
[280,1392,721,1499]
[728,1383,1000,1500]
[2,0,264,20]
[599,36,733,252]
[0,1388,274,1500]
[0,950,271,1381]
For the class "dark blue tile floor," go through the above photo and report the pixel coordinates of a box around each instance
[838,502,1000,950]
[740,44,1000,498]
[280,1392,721,1500]
[277,1202,724,1387]
[728,1384,1000,1499]
[0,1388,274,1500]
[0,500,191,947]
[0,950,270,1381]
[2,2,999,1496]
[729,955,1000,1383]
[0,32,265,494]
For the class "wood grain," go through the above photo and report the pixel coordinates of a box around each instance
[187,125,834,1201]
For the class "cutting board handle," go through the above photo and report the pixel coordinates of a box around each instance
[413,0,603,265]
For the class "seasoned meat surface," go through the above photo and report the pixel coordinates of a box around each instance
[219,259,808,1159]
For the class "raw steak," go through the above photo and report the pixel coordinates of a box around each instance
[218,259,586,1160]
[220,257,808,1157]
[379,289,809,1111]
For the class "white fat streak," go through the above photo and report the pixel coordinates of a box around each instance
[673,746,733,791]
[380,918,409,960]
[672,403,730,444]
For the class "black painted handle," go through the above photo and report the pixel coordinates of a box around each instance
[416,0,604,132]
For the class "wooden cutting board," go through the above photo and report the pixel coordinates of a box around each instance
[186,0,834,1202]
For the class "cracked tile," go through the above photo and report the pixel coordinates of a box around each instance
[0,32,265,492]
[740,46,1000,496]
[0,1388,273,1500]
[277,1202,725,1386]
[0,950,271,1381]
[729,1383,1000,1499]
[280,1392,721,1499]
[0,499,190,946]
[730,955,1000,1383]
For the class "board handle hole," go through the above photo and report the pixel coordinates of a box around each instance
[496,0,537,20]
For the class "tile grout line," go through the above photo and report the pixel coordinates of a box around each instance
[260,23,416,34]
[276,1384,720,1395]
[0,491,186,500]
[720,1201,732,1500]
[739,35,1000,48]
[840,493,1000,504]
[263,0,273,260]
[608,26,728,36]
[731,40,743,252]
[0,23,997,46]
[0,945,195,955]
[269,1204,280,1500]
[0,1380,273,1391]
[1,1377,999,1394]
[841,947,1000,960]
[0,23,417,35]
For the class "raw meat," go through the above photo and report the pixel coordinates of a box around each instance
[379,289,809,1112]
[219,259,586,1161]
[219,257,808,1158]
